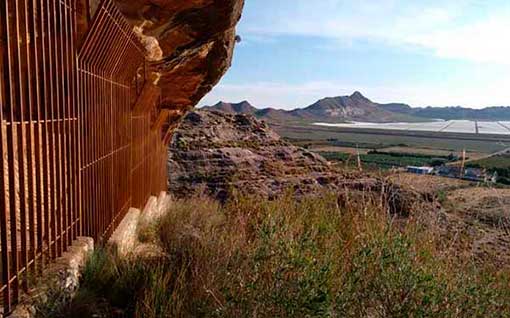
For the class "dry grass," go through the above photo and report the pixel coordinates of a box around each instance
[389,173,473,194]
[39,191,510,318]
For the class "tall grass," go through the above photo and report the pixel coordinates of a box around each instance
[45,192,510,317]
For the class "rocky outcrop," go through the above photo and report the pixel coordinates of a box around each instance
[168,110,424,215]
[77,0,243,139]
[114,0,244,114]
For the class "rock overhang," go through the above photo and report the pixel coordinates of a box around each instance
[78,0,244,142]
[114,0,245,137]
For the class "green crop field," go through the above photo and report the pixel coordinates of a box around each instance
[467,154,510,185]
[277,122,510,171]
[320,150,453,169]
[468,154,510,169]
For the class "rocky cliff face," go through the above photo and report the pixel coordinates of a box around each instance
[77,0,243,139]
[168,110,335,200]
[113,0,244,114]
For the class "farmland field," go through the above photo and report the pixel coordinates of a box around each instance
[468,154,510,169]
[306,146,371,154]
[277,124,510,154]
[319,150,455,169]
[276,121,510,172]
[377,146,484,159]
[466,154,510,185]
[314,120,510,135]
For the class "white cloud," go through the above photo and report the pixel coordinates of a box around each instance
[204,1,510,108]
[410,15,510,64]
[241,0,510,64]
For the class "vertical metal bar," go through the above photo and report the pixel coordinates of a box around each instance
[45,0,57,259]
[71,0,78,239]
[73,0,84,238]
[70,0,78,241]
[5,0,20,306]
[14,0,30,291]
[52,0,63,257]
[63,0,74,245]
[57,0,67,250]
[84,70,90,239]
[84,70,89,237]
[56,0,68,253]
[92,69,98,240]
[39,0,51,266]
[20,0,36,286]
[31,0,44,272]
[0,0,13,310]
[61,0,70,246]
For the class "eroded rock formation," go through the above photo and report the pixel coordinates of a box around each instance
[114,0,244,114]
[77,0,244,141]
[167,110,425,216]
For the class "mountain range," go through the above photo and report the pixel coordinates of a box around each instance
[202,92,510,123]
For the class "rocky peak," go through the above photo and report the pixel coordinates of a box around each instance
[350,91,371,102]
[209,100,257,114]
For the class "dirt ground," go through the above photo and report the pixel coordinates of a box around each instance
[391,172,510,266]
[388,172,473,194]
[443,187,510,265]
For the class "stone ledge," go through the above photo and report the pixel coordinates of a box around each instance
[108,192,172,257]
[8,237,94,318]
[108,207,142,256]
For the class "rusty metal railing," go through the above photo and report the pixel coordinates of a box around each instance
[1,0,80,312]
[78,0,145,241]
[0,0,168,313]
[78,0,167,242]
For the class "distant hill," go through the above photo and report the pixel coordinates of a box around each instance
[204,92,424,123]
[203,101,293,122]
[407,106,510,121]
[288,92,423,122]
[207,101,258,114]
[203,92,510,123]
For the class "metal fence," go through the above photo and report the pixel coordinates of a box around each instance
[0,0,167,313]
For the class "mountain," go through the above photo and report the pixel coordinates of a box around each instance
[377,104,510,121]
[203,92,510,123]
[203,101,299,122]
[204,101,258,114]
[203,92,425,123]
[377,102,414,114]
[288,91,422,122]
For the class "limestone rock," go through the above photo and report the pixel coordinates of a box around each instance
[167,110,422,216]
[114,0,245,115]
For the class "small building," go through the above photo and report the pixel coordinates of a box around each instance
[464,168,485,182]
[463,168,498,183]
[436,166,462,178]
[407,166,434,175]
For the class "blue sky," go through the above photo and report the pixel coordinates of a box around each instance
[200,0,510,110]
